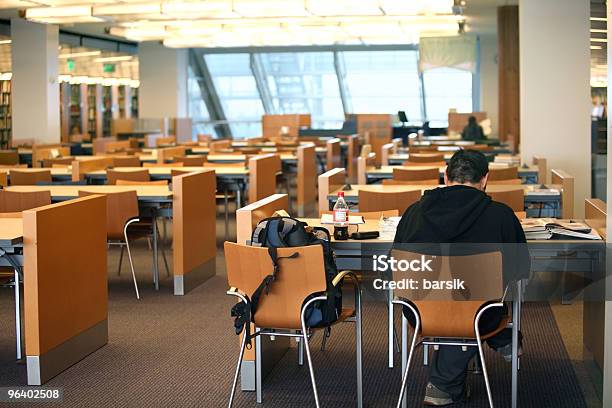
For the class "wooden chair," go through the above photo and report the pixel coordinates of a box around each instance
[9,169,52,186]
[113,156,141,167]
[390,167,439,185]
[0,190,51,212]
[392,251,517,408]
[0,150,19,165]
[143,162,184,168]
[403,161,446,168]
[107,169,150,185]
[224,242,362,407]
[488,178,522,185]
[488,166,519,181]
[174,156,206,166]
[488,189,524,212]
[407,153,445,163]
[358,189,421,214]
[585,198,606,239]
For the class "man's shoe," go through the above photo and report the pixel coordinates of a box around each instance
[424,382,470,406]
[496,343,523,363]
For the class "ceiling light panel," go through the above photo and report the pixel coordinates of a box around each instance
[307,0,383,16]
[233,0,308,17]
[161,1,239,19]
[379,0,453,15]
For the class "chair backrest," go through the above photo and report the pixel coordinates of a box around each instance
[392,250,503,338]
[408,153,445,163]
[403,161,445,168]
[107,169,150,185]
[359,189,421,214]
[42,157,73,168]
[79,190,139,240]
[0,190,51,212]
[143,162,184,168]
[318,168,346,215]
[487,178,522,185]
[113,156,141,167]
[0,150,19,165]
[9,169,52,186]
[488,166,518,181]
[487,188,524,211]
[393,167,439,183]
[532,155,547,184]
[171,169,192,178]
[175,156,206,166]
[224,242,327,329]
[115,180,168,186]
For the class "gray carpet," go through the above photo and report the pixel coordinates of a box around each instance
[0,213,591,407]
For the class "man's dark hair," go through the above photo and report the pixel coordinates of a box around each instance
[446,149,489,184]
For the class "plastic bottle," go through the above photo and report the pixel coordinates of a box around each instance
[333,192,349,240]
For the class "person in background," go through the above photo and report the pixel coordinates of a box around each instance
[461,115,485,141]
[393,149,529,406]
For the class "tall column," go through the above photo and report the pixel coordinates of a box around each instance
[11,19,60,145]
[498,5,519,149]
[138,42,188,119]
[479,33,499,138]
[519,0,590,216]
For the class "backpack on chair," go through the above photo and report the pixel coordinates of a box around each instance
[230,216,342,344]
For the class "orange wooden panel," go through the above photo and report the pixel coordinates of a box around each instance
[23,195,107,356]
[72,157,113,181]
[585,198,606,240]
[157,146,187,164]
[551,169,574,219]
[248,154,281,203]
[326,138,341,170]
[236,194,289,244]
[297,144,317,216]
[318,168,346,215]
[346,134,360,183]
[32,145,70,168]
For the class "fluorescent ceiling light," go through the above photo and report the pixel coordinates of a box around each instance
[94,55,134,63]
[591,45,603,49]
[591,38,608,43]
[233,0,308,17]
[59,50,102,59]
[26,5,92,19]
[590,17,607,21]
[0,40,11,44]
[590,29,607,33]
[379,0,453,15]
[307,0,382,16]
[93,2,161,17]
[109,26,167,41]
[162,1,238,19]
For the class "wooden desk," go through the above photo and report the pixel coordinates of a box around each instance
[0,217,23,246]
[5,184,172,203]
[327,184,563,217]
[0,167,73,182]
[366,164,540,184]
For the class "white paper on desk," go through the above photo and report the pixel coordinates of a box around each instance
[379,216,402,240]
[529,189,560,196]
[320,214,365,224]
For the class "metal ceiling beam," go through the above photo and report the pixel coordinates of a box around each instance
[249,53,274,114]
[194,43,418,54]
[333,51,352,114]
[188,48,231,138]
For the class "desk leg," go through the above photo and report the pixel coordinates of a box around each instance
[14,267,21,361]
[152,209,159,291]
[388,287,394,368]
[236,187,242,210]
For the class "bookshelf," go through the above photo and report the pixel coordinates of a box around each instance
[87,84,102,139]
[102,85,112,137]
[131,86,138,118]
[60,82,70,142]
[0,79,10,149]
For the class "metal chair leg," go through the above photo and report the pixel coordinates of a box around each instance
[155,219,171,278]
[301,296,326,408]
[355,280,363,408]
[395,302,420,408]
[475,303,504,408]
[321,327,330,351]
[424,344,429,366]
[298,337,304,366]
[124,219,141,300]
[228,325,248,408]
[14,267,21,361]
[224,191,229,242]
[117,245,125,276]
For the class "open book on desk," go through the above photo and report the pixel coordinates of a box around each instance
[521,218,600,240]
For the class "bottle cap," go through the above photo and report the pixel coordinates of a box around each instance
[337,191,345,197]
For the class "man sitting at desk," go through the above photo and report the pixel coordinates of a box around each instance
[461,115,485,141]
[393,149,528,406]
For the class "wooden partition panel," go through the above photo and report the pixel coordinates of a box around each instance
[248,154,281,203]
[381,142,394,166]
[32,146,70,168]
[172,170,216,295]
[346,134,360,183]
[236,193,289,244]
[23,195,107,385]
[498,5,520,148]
[0,150,19,165]
[262,114,311,142]
[551,169,575,219]
[318,168,346,215]
[326,138,341,170]
[297,144,317,217]
[356,114,391,166]
[157,146,187,164]
[72,157,113,181]
[585,198,606,239]
[448,112,488,135]
[357,153,376,185]
[533,155,547,184]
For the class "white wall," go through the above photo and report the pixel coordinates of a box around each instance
[138,42,188,119]
[479,33,499,138]
[11,19,60,144]
[519,0,590,217]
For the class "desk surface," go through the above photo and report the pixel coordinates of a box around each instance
[0,217,23,247]
[329,184,560,200]
[87,166,248,177]
[367,164,538,176]
[0,167,71,176]
[5,185,172,201]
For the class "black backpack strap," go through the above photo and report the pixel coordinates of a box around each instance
[250,250,300,314]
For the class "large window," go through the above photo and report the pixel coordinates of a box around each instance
[205,53,265,138]
[187,65,215,139]
[341,50,422,122]
[423,67,473,127]
[258,52,344,128]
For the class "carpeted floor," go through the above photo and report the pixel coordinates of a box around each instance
[0,214,595,407]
